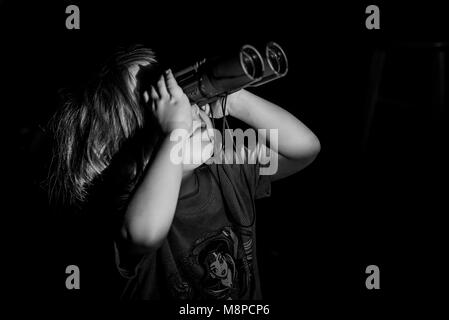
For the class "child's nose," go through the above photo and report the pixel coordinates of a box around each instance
[191,104,200,118]
[200,103,210,116]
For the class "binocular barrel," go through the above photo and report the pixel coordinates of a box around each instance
[173,42,288,106]
[250,42,289,87]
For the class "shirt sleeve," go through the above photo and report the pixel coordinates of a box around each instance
[240,142,272,200]
[114,234,155,279]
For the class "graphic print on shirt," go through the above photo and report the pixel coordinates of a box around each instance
[186,226,254,300]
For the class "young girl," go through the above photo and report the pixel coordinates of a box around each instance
[49,45,320,300]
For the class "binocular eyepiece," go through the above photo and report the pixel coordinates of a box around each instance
[173,42,288,106]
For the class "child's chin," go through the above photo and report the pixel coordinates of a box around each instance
[182,148,214,171]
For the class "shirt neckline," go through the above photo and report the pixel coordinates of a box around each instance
[177,164,215,214]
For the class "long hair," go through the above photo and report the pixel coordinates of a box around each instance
[48,46,157,206]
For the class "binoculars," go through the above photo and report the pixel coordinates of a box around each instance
[173,42,288,107]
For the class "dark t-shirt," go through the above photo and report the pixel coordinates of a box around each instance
[114,162,271,300]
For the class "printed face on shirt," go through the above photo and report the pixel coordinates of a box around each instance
[208,252,229,279]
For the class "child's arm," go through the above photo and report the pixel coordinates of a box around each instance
[227,89,321,180]
[122,137,184,249]
[121,70,191,249]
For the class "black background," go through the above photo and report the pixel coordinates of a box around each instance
[1,0,448,315]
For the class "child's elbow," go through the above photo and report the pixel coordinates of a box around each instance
[302,138,320,168]
[297,133,321,163]
[306,131,320,152]
[122,218,165,250]
[310,134,321,160]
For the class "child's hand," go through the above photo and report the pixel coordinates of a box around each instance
[203,90,242,118]
[146,69,193,135]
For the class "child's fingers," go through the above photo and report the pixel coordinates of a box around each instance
[150,86,159,101]
[151,100,157,114]
[164,69,183,98]
[143,90,150,103]
[149,87,158,114]
[156,74,170,99]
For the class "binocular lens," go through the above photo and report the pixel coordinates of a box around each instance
[266,42,288,76]
[240,46,264,80]
[171,42,286,104]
